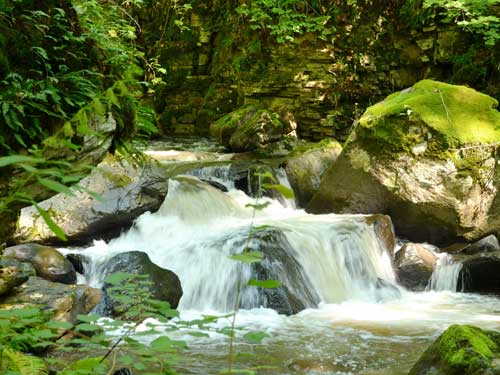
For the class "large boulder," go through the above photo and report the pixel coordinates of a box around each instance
[285,140,342,207]
[394,243,438,290]
[14,154,169,244]
[210,105,297,152]
[0,276,100,323]
[101,251,182,319]
[309,80,500,246]
[3,243,76,284]
[409,324,500,375]
[456,235,500,255]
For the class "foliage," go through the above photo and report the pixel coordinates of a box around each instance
[236,0,333,43]
[0,273,184,375]
[409,0,500,46]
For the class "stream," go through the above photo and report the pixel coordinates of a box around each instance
[61,139,500,375]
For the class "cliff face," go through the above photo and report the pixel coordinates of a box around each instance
[151,1,500,141]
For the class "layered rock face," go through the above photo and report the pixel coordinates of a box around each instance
[309,80,500,245]
[152,2,499,141]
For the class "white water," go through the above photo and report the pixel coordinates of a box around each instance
[63,167,500,374]
[428,253,463,292]
[76,175,399,311]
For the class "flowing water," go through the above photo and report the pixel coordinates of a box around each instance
[62,158,500,375]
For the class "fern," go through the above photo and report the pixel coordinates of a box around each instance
[1,348,48,375]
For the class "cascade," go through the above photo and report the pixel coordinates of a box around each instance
[79,170,399,313]
[428,253,463,292]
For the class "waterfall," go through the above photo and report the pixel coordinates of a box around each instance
[78,173,400,313]
[428,253,463,292]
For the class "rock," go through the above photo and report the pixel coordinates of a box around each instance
[285,140,342,207]
[245,228,320,315]
[209,105,297,152]
[3,244,76,284]
[309,80,500,246]
[101,251,182,319]
[364,214,396,256]
[14,153,170,244]
[458,235,500,255]
[394,243,438,290]
[65,253,90,275]
[0,258,33,296]
[409,324,500,375]
[457,252,500,294]
[0,276,101,323]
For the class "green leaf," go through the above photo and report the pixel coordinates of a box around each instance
[229,251,263,264]
[37,178,76,197]
[76,313,100,323]
[247,279,281,289]
[243,331,269,344]
[262,183,295,199]
[47,320,74,330]
[33,202,67,241]
[75,323,102,332]
[0,155,45,167]
[245,201,272,210]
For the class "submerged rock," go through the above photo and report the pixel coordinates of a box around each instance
[0,276,100,323]
[409,324,500,375]
[394,243,437,290]
[14,154,169,244]
[210,105,296,152]
[309,80,500,245]
[3,243,76,284]
[101,251,182,319]
[285,139,342,207]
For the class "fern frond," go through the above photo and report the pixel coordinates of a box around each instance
[1,348,48,375]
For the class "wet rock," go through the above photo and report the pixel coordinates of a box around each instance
[101,251,182,319]
[394,243,437,290]
[0,276,101,323]
[66,253,90,275]
[0,258,32,296]
[457,252,500,294]
[4,243,76,284]
[246,229,320,315]
[210,105,296,152]
[14,154,169,245]
[364,214,396,256]
[285,140,342,207]
[409,324,500,375]
[457,235,500,255]
[309,80,500,246]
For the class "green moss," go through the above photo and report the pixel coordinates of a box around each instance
[410,325,500,375]
[360,80,500,147]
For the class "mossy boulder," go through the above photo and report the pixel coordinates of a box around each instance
[0,258,33,296]
[409,324,500,375]
[209,105,296,152]
[309,80,500,245]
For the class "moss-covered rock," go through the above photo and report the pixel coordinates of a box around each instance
[409,324,500,375]
[209,105,296,152]
[309,80,500,245]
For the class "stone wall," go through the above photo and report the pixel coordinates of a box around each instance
[154,1,499,141]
